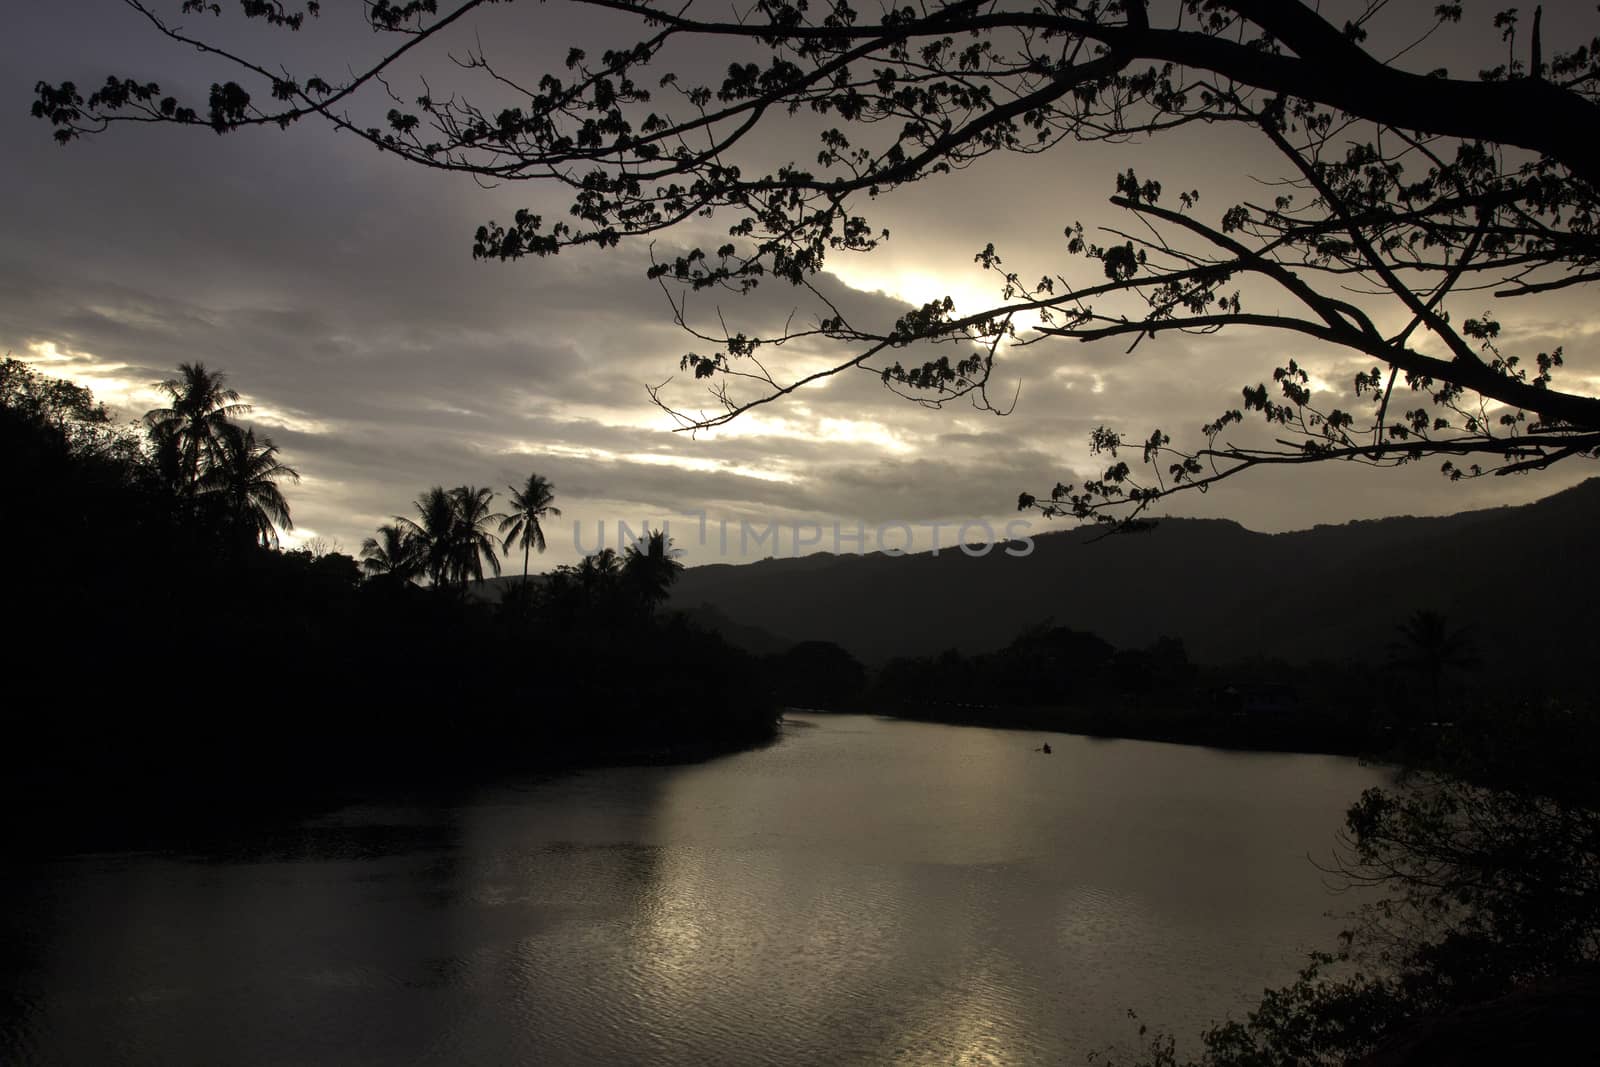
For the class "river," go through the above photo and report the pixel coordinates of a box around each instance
[2,714,1389,1065]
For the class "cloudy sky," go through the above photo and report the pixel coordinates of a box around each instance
[6,1,1596,570]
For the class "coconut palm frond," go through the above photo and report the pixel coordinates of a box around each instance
[143,363,254,495]
[195,425,298,548]
[361,522,420,580]
[448,485,505,584]
[622,528,684,614]
[502,472,560,579]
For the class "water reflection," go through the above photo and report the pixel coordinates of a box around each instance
[3,716,1388,1064]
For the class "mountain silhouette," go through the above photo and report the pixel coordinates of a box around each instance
[662,478,1600,673]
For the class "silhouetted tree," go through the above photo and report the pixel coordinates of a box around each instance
[499,472,561,582]
[1,358,152,579]
[200,425,298,548]
[0,357,124,458]
[1389,609,1479,719]
[143,363,249,496]
[771,641,867,710]
[297,534,343,559]
[396,486,458,588]
[576,546,622,597]
[494,573,539,627]
[534,547,620,622]
[359,522,420,584]
[395,484,507,588]
[1121,704,1600,1067]
[447,485,505,586]
[283,546,364,595]
[991,623,1116,704]
[622,528,684,615]
[40,5,1600,520]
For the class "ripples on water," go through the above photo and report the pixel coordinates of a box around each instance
[1,715,1387,1065]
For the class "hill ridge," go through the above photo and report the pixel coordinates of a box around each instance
[661,477,1600,666]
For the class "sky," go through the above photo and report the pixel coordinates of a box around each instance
[5,1,1597,570]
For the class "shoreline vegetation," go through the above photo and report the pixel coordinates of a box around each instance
[760,624,1524,765]
[824,702,1373,759]
[2,357,781,820]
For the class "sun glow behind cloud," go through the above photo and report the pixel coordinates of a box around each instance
[20,340,165,415]
[699,408,918,456]
[19,340,321,548]
[827,265,1049,342]
[20,340,335,435]
[250,404,335,435]
[624,450,796,483]
[509,439,797,483]
[278,526,323,551]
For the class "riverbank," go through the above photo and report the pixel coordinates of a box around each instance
[3,716,783,857]
[819,700,1381,758]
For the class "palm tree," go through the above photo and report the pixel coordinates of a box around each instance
[499,472,562,581]
[446,485,505,586]
[143,363,251,494]
[622,528,684,614]
[395,486,457,587]
[541,548,628,619]
[575,547,621,597]
[199,425,298,547]
[360,522,419,583]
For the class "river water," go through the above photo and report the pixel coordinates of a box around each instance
[3,714,1388,1065]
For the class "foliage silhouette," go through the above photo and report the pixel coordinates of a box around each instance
[447,484,506,586]
[530,534,691,624]
[621,528,685,615]
[6,361,780,796]
[33,3,1600,520]
[397,486,460,588]
[360,522,421,584]
[1,357,121,454]
[397,485,508,588]
[767,640,868,711]
[499,472,561,582]
[1100,702,1600,1067]
[200,425,299,548]
[137,360,301,552]
[571,546,624,609]
[144,362,250,497]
